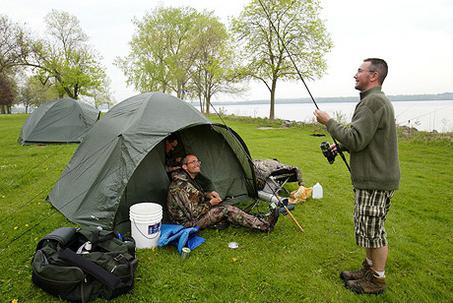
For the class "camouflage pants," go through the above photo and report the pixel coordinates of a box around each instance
[195,205,269,231]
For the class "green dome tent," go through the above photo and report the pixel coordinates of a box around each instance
[19,97,100,145]
[48,92,257,232]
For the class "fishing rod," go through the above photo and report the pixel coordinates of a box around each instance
[256,0,351,173]
[209,102,304,232]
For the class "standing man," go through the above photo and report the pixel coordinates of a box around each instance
[167,154,279,232]
[314,58,400,294]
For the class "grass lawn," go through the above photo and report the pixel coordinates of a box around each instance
[0,113,452,303]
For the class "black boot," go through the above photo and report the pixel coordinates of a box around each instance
[266,206,280,231]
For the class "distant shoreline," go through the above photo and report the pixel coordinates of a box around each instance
[199,92,453,106]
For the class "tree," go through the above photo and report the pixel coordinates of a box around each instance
[0,15,27,75]
[189,13,243,114]
[89,77,114,109]
[232,0,333,119]
[116,7,202,99]
[117,7,243,107]
[23,10,107,100]
[19,75,59,113]
[0,73,17,114]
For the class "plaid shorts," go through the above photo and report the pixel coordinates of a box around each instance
[354,189,394,248]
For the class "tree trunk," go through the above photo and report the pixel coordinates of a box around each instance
[269,78,277,120]
[206,85,212,114]
[74,83,79,100]
[206,95,211,114]
[7,105,11,114]
[198,92,204,113]
[176,82,182,99]
[0,105,5,114]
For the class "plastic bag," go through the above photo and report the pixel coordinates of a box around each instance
[288,185,312,204]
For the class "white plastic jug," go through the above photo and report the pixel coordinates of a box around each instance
[312,183,323,199]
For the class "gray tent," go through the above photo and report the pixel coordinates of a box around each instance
[19,98,100,145]
[48,92,257,232]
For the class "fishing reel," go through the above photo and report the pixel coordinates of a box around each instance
[320,141,337,164]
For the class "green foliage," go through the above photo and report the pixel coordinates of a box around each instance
[0,114,452,303]
[39,10,107,99]
[231,0,333,119]
[116,7,241,106]
[7,10,109,101]
[189,12,242,114]
[19,75,60,112]
[116,7,201,98]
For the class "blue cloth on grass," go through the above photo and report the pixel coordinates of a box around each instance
[158,224,205,254]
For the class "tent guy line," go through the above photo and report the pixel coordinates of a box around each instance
[0,144,71,226]
[0,135,149,252]
[0,137,120,227]
[0,208,59,254]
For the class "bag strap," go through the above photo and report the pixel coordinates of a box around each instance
[91,230,115,245]
[59,248,122,290]
[78,228,115,245]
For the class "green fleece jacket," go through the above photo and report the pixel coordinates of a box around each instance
[327,86,400,190]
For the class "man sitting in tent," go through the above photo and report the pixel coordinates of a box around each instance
[167,154,279,232]
[165,134,215,190]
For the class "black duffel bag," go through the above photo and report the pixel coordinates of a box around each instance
[31,226,138,302]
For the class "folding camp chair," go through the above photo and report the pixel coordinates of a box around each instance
[243,160,303,214]
[262,167,302,195]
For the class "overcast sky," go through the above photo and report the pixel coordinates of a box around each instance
[2,0,452,103]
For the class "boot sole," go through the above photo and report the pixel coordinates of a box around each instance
[345,280,386,294]
[340,272,364,282]
[348,286,385,295]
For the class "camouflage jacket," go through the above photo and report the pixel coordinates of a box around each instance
[167,170,212,227]
[165,145,185,169]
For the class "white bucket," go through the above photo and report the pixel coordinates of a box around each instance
[129,202,163,249]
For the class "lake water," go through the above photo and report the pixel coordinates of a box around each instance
[207,100,453,133]
[12,99,453,132]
